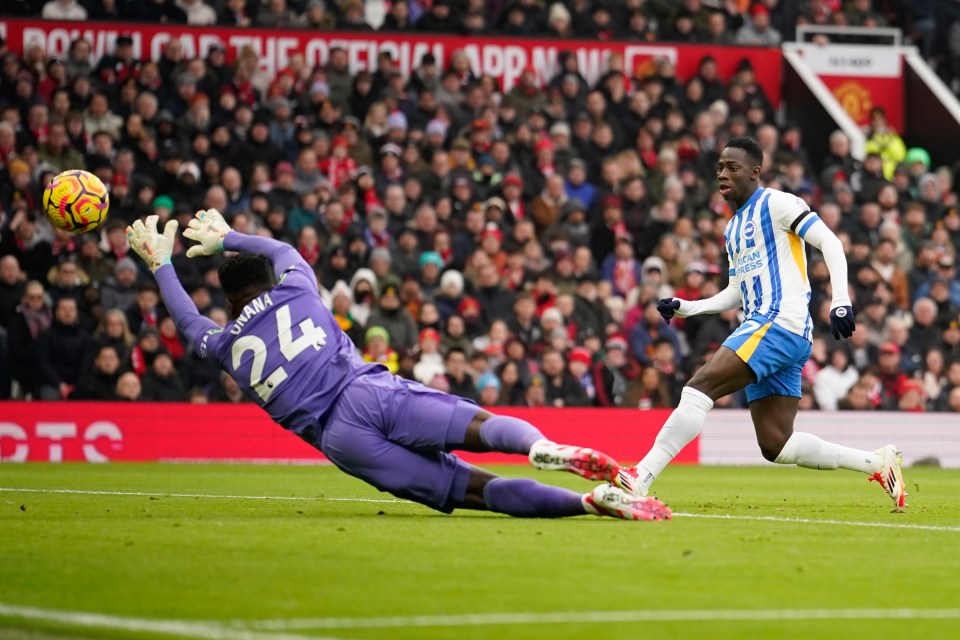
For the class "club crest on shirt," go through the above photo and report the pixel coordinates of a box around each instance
[742,220,757,240]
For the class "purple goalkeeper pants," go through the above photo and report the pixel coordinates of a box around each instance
[320,369,479,513]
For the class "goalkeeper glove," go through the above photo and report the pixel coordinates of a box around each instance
[183,208,231,258]
[125,215,178,272]
[829,305,855,340]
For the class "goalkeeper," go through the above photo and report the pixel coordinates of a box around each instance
[125,211,671,521]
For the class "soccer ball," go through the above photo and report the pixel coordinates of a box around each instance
[43,169,110,233]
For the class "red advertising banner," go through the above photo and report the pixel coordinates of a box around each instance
[0,18,782,104]
[0,402,696,465]
[795,44,903,131]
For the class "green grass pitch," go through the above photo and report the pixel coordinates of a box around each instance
[1,463,959,640]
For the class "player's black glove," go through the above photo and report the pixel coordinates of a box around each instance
[829,305,855,340]
[657,298,681,324]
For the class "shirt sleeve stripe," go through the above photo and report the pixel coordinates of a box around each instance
[789,210,813,233]
[728,268,736,276]
[797,215,820,239]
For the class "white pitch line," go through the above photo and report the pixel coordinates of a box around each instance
[672,512,960,533]
[3,487,958,532]
[250,608,960,630]
[0,487,318,500]
[0,603,336,640]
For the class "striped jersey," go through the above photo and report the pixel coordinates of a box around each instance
[723,186,819,341]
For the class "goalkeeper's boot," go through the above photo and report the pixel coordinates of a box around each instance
[582,484,671,521]
[529,440,619,482]
[869,445,907,510]
[613,465,651,497]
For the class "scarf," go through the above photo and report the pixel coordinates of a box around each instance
[22,305,52,339]
[613,258,638,296]
[299,242,321,265]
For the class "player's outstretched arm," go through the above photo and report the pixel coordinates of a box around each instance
[126,216,219,346]
[792,213,855,339]
[184,209,313,287]
[661,270,742,323]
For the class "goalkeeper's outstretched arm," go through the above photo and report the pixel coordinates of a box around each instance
[184,209,316,292]
[223,233,312,284]
[154,265,220,346]
[126,215,219,347]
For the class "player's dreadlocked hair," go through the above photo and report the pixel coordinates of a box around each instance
[218,253,276,302]
[724,136,764,168]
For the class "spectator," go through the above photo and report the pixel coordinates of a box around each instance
[83,93,124,142]
[871,238,910,311]
[523,372,547,407]
[41,0,87,20]
[735,4,781,46]
[412,328,445,384]
[366,275,418,350]
[6,280,51,398]
[864,107,906,181]
[127,0,187,23]
[178,0,217,25]
[444,347,476,400]
[339,0,373,31]
[0,209,55,283]
[915,255,960,307]
[876,341,908,407]
[441,314,473,356]
[0,254,26,326]
[0,4,956,412]
[820,130,860,190]
[362,325,399,374]
[567,345,596,402]
[474,262,516,330]
[496,359,526,406]
[100,258,140,312]
[70,344,122,400]
[381,0,413,31]
[476,372,501,406]
[622,365,674,409]
[908,297,943,354]
[39,122,85,172]
[592,334,635,407]
[140,352,187,401]
[899,379,926,412]
[93,307,136,364]
[126,281,161,334]
[629,300,682,366]
[546,2,573,37]
[813,347,860,411]
[837,381,875,411]
[417,0,456,32]
[601,233,643,297]
[541,348,589,407]
[35,296,93,400]
[115,371,143,401]
[946,386,960,413]
[922,348,949,409]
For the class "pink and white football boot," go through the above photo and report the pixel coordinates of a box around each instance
[528,440,620,483]
[582,484,672,521]
[869,445,907,510]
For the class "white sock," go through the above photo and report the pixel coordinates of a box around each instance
[635,386,713,494]
[774,432,881,473]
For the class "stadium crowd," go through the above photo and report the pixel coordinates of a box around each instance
[1,0,960,412]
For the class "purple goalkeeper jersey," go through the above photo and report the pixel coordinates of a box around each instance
[154,233,382,444]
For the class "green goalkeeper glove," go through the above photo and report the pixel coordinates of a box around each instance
[125,215,178,272]
[183,208,232,258]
